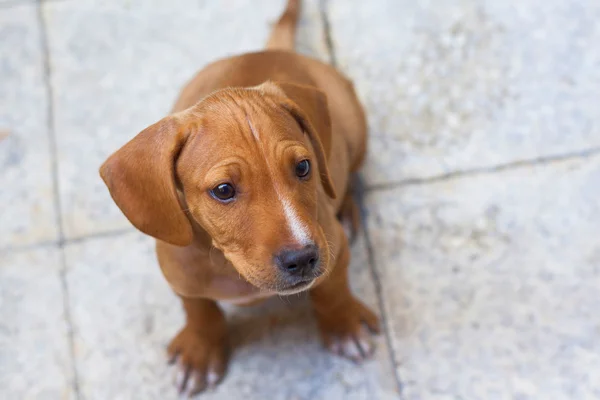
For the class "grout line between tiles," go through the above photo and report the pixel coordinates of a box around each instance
[35,0,63,245]
[319,0,337,66]
[354,175,405,399]
[318,0,404,395]
[65,227,136,245]
[0,239,60,255]
[36,1,80,397]
[0,227,137,256]
[365,146,600,193]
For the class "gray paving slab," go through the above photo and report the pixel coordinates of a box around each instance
[64,231,397,399]
[4,1,600,399]
[43,0,329,240]
[328,0,600,186]
[0,247,75,399]
[0,3,58,249]
[0,0,33,6]
[364,155,600,399]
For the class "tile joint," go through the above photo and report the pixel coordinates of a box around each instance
[0,228,136,256]
[319,0,405,394]
[319,0,337,66]
[366,146,600,193]
[355,175,405,398]
[36,1,80,397]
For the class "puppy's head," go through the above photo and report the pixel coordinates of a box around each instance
[100,82,336,294]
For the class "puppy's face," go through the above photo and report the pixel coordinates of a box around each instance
[177,91,331,293]
[100,84,336,294]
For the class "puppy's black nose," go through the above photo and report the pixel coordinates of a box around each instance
[275,244,320,277]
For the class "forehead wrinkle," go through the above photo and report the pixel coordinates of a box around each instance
[203,157,248,190]
[211,156,249,171]
[207,93,256,148]
[274,139,307,158]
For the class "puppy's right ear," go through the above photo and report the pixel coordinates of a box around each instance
[99,114,193,246]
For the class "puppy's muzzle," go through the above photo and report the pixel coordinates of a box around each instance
[274,244,321,289]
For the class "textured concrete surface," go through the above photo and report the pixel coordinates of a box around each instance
[0,3,57,249]
[365,156,600,399]
[329,0,600,186]
[1,0,600,399]
[0,247,74,399]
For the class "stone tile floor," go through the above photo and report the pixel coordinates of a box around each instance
[1,0,599,399]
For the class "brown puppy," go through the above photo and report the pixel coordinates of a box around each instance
[100,0,379,395]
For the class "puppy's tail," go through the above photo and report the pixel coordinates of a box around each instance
[266,0,300,51]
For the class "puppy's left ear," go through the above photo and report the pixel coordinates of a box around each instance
[99,113,194,246]
[263,81,337,199]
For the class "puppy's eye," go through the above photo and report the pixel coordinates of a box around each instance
[295,160,310,178]
[210,183,236,202]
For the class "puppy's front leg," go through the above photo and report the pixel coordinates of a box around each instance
[168,297,228,396]
[310,231,381,361]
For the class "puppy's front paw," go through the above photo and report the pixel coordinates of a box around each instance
[167,326,228,397]
[315,297,381,362]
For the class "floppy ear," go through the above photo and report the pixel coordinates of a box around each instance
[265,81,337,199]
[99,115,193,246]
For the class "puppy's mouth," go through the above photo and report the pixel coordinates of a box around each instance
[277,279,315,295]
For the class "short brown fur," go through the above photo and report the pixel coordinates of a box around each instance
[100,0,378,395]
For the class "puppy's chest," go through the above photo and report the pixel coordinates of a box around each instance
[222,291,274,306]
[209,275,274,306]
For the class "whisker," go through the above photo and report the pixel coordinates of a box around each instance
[324,239,337,263]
